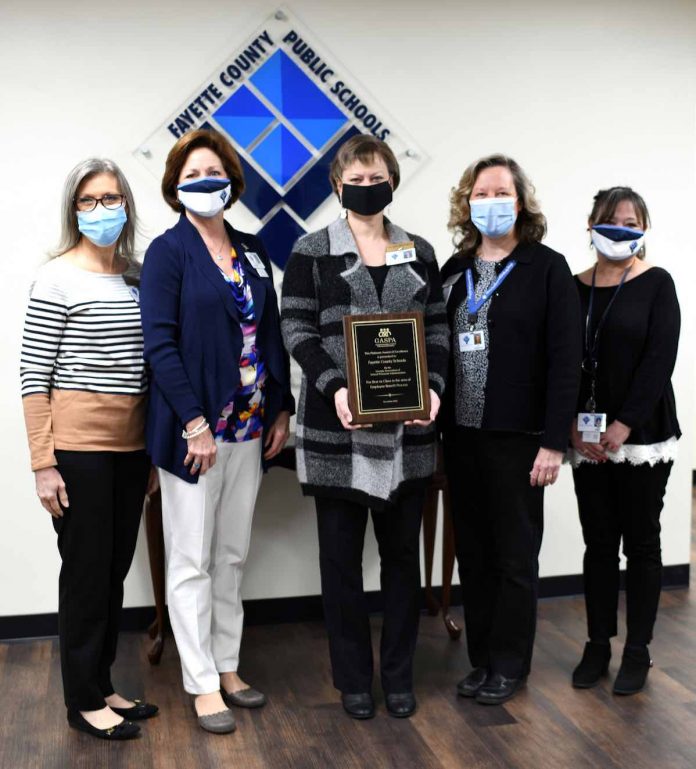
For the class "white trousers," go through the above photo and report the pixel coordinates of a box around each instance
[158,439,262,694]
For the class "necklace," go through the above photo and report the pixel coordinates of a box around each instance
[204,232,227,261]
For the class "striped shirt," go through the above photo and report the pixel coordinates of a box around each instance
[20,257,147,470]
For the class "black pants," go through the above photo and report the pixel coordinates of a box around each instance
[315,490,424,694]
[445,429,544,679]
[53,449,150,711]
[572,460,672,647]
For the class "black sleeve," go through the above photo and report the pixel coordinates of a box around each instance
[542,255,582,451]
[617,273,680,430]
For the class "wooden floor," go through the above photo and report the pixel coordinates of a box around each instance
[2,500,695,769]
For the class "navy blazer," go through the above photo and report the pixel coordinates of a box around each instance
[140,214,294,483]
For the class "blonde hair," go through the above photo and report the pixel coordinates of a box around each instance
[448,154,546,254]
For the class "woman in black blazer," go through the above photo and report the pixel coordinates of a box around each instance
[569,187,680,695]
[440,154,581,705]
[140,128,293,733]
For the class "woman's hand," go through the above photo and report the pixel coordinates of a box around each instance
[529,447,564,487]
[145,466,160,496]
[600,420,631,453]
[264,410,291,460]
[570,422,607,463]
[334,387,371,430]
[183,418,217,475]
[35,467,69,518]
[405,390,441,427]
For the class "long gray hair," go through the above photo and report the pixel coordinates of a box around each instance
[52,158,137,259]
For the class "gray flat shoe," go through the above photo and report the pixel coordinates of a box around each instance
[221,687,267,709]
[191,699,236,734]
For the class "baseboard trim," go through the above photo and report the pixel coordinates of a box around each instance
[0,564,689,641]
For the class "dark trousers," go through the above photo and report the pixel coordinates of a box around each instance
[53,449,150,711]
[445,429,544,679]
[315,490,424,694]
[572,460,672,647]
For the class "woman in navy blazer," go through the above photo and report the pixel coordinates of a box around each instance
[140,129,293,734]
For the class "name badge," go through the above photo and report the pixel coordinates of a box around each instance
[577,412,607,432]
[582,430,602,444]
[245,251,269,278]
[127,286,140,304]
[459,330,486,351]
[385,241,417,266]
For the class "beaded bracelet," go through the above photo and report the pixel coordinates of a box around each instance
[182,418,209,440]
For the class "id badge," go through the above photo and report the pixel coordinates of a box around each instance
[385,241,417,266]
[577,412,607,432]
[459,330,486,351]
[582,430,602,444]
[245,251,269,277]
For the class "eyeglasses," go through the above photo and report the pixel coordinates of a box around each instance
[74,194,126,212]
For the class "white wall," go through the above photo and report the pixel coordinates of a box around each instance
[1,0,694,616]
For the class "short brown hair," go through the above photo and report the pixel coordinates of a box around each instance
[161,128,245,212]
[448,154,546,254]
[329,135,400,194]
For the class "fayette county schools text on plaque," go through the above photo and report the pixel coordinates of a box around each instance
[343,312,430,424]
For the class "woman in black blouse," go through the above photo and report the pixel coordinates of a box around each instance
[440,155,581,705]
[569,187,680,695]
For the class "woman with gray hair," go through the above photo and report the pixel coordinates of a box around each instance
[20,159,158,740]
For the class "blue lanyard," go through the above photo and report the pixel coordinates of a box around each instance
[465,259,517,327]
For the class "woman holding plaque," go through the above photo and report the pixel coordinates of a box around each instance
[440,154,581,705]
[569,187,680,695]
[140,128,293,733]
[281,134,449,720]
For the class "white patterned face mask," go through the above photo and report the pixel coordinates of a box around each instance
[591,224,645,261]
[177,177,231,218]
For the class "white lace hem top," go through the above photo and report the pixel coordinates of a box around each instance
[567,436,678,469]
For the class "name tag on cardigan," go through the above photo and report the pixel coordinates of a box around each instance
[385,241,416,266]
[245,252,269,278]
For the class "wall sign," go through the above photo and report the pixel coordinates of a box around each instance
[135,7,426,269]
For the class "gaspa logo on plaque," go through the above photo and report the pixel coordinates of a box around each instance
[135,7,426,270]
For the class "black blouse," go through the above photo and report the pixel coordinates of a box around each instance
[440,241,582,452]
[575,267,681,445]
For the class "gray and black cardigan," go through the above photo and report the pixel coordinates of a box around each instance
[281,217,449,509]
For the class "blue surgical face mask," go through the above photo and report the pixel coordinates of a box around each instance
[591,224,645,261]
[177,176,231,218]
[469,196,517,239]
[77,205,127,247]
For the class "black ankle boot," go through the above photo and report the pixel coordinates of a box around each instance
[613,645,652,695]
[572,642,611,689]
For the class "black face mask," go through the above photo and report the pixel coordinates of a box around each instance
[340,181,393,216]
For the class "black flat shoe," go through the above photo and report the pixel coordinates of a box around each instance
[572,642,611,689]
[475,672,526,706]
[110,699,159,720]
[613,645,652,695]
[341,692,375,720]
[457,667,488,698]
[385,692,416,718]
[67,710,140,740]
